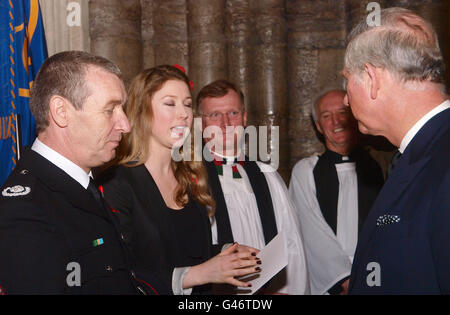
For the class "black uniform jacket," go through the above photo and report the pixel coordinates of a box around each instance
[99,164,213,294]
[0,148,163,295]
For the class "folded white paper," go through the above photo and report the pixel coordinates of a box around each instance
[237,231,288,295]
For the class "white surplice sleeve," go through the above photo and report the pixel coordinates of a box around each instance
[257,162,310,295]
[288,157,351,295]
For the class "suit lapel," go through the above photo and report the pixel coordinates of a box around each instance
[129,165,167,213]
[359,154,430,241]
[371,108,450,221]
[128,165,183,264]
[128,164,170,229]
[23,149,110,220]
[373,155,431,216]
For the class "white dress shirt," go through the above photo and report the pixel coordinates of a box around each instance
[399,100,450,153]
[31,138,92,188]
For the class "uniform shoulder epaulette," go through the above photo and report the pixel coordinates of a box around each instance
[1,168,36,200]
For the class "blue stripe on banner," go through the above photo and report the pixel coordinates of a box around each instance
[0,0,47,185]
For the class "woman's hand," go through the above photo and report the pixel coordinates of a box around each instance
[226,243,261,256]
[183,243,261,289]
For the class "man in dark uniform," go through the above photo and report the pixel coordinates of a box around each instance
[0,51,165,294]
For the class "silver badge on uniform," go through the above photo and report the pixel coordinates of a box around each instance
[2,185,31,197]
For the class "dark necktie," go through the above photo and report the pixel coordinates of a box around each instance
[87,177,103,206]
[387,151,402,178]
[87,177,115,224]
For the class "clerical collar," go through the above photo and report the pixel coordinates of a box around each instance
[399,100,450,154]
[31,138,92,189]
[322,149,354,164]
[210,150,244,165]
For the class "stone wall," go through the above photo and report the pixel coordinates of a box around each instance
[89,0,449,182]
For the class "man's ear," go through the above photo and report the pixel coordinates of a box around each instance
[365,63,380,100]
[48,95,70,128]
[243,110,247,128]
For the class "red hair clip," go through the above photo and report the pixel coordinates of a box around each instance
[174,64,186,73]
[174,64,194,91]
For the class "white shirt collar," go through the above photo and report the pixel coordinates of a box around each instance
[399,100,450,154]
[210,149,243,165]
[31,138,92,189]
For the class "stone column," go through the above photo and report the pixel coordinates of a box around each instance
[148,0,189,70]
[225,0,252,103]
[286,0,347,178]
[89,0,142,86]
[247,0,288,180]
[140,0,155,69]
[187,0,228,100]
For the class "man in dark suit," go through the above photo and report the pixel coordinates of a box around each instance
[342,7,449,294]
[0,51,162,294]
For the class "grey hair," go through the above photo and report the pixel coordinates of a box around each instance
[311,89,347,122]
[344,7,445,85]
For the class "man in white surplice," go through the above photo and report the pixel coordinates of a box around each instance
[289,90,384,295]
[197,80,309,295]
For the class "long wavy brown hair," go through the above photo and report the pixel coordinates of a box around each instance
[116,65,215,216]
